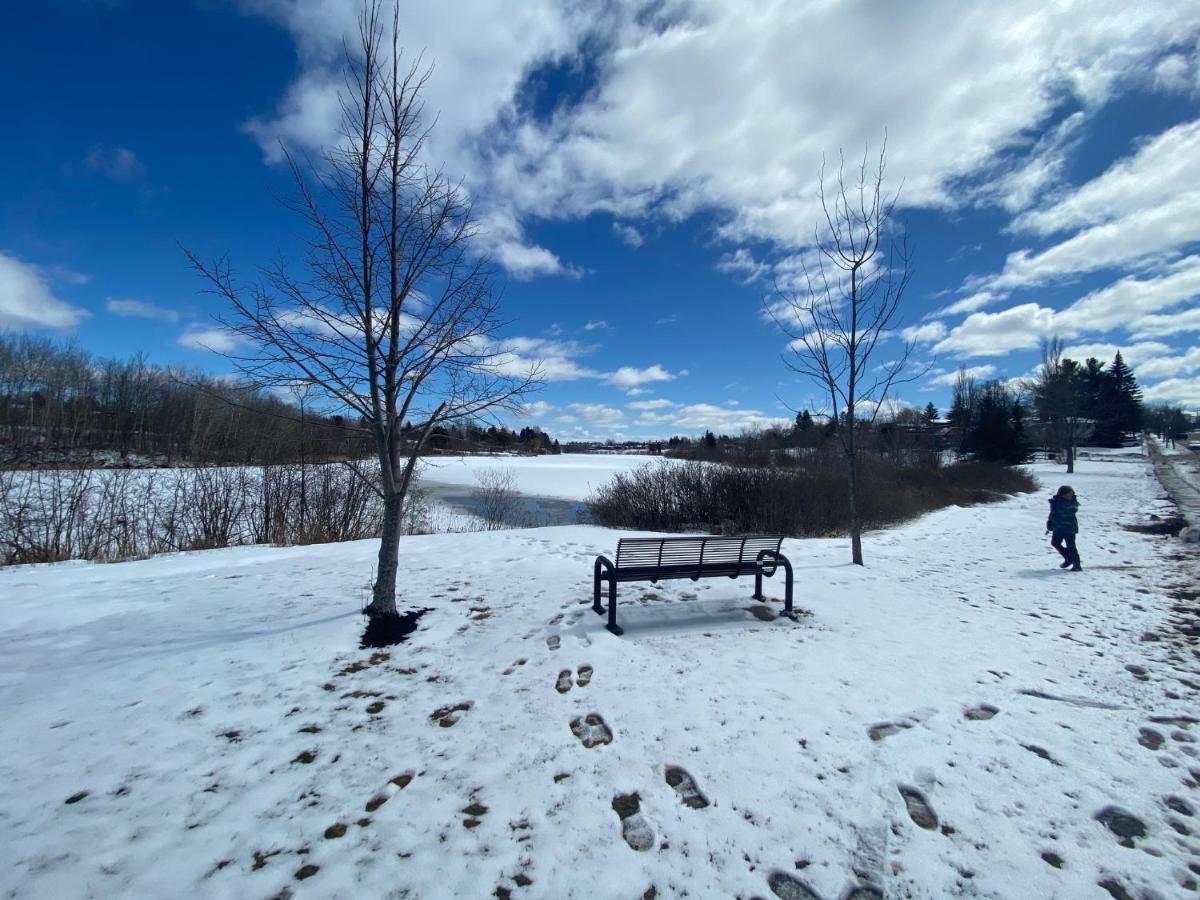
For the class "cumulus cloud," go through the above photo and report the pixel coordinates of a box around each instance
[603,364,678,389]
[901,321,947,344]
[0,251,87,330]
[934,256,1200,358]
[241,0,1200,282]
[932,303,1061,357]
[178,326,240,354]
[106,298,180,323]
[567,402,625,427]
[1142,376,1200,408]
[627,398,674,411]
[931,292,996,318]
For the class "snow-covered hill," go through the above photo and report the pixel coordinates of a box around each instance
[1,451,1196,899]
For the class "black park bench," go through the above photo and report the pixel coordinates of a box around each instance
[592,535,794,635]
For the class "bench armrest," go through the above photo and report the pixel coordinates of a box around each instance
[594,554,615,576]
[756,548,785,575]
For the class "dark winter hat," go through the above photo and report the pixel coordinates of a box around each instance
[1056,485,1075,497]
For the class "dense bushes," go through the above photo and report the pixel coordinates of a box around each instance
[587,456,1036,537]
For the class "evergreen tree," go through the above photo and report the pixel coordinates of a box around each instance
[963,380,1031,464]
[922,402,938,424]
[795,410,814,431]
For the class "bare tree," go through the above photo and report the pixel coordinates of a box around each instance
[188,2,538,622]
[1028,337,1086,473]
[770,141,917,565]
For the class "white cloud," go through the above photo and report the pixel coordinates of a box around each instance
[1057,341,1171,368]
[244,1,1200,282]
[932,303,1062,357]
[1132,306,1200,339]
[901,321,947,344]
[932,291,996,318]
[0,251,87,330]
[1142,376,1200,408]
[970,120,1200,292]
[567,403,625,427]
[178,326,240,354]
[583,320,609,331]
[1054,256,1200,333]
[516,400,554,420]
[603,364,678,389]
[1152,53,1193,94]
[106,298,180,323]
[85,145,144,182]
[612,222,644,248]
[627,398,673,411]
[634,402,790,435]
[927,365,996,387]
[716,248,770,283]
[477,210,577,280]
[935,256,1200,358]
[1134,346,1200,380]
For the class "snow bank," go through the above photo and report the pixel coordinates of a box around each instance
[2,450,1197,898]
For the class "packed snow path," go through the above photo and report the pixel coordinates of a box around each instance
[1,452,1198,899]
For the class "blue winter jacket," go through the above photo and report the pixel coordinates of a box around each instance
[1047,496,1079,534]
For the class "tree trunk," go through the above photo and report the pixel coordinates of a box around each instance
[1066,442,1075,474]
[847,451,864,565]
[366,491,403,618]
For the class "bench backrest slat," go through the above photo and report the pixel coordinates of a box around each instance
[616,535,782,569]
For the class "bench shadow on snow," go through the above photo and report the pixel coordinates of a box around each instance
[589,597,804,639]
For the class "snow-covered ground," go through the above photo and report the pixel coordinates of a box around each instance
[418,453,664,501]
[2,450,1198,899]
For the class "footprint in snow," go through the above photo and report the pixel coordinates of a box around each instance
[766,870,821,900]
[963,704,999,720]
[430,702,472,728]
[570,714,613,748]
[664,766,708,809]
[843,887,884,899]
[612,793,655,851]
[501,659,527,676]
[868,720,912,741]
[546,635,560,651]
[556,670,573,694]
[898,784,938,830]
[576,665,593,687]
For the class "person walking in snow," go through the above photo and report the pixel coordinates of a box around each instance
[1046,485,1082,571]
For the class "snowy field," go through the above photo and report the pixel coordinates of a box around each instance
[2,450,1198,899]
[418,453,664,501]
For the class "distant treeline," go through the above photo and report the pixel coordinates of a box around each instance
[0,335,559,467]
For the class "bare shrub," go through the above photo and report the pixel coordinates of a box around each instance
[587,457,1037,537]
[474,468,522,530]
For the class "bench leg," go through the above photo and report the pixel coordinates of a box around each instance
[592,571,604,616]
[781,557,794,617]
[606,580,623,635]
[753,570,764,601]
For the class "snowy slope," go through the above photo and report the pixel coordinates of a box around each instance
[1,451,1198,899]
[418,453,665,501]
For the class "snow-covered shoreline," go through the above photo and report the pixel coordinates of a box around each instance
[2,449,1197,898]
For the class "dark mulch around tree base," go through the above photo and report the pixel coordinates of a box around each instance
[360,608,431,648]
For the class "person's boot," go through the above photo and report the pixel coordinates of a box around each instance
[1070,562,1082,571]
[1059,559,1072,569]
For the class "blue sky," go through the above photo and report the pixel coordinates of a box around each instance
[3,1,1200,440]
